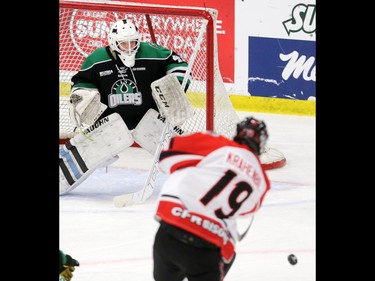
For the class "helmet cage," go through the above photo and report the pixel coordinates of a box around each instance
[114,40,140,56]
[108,19,140,67]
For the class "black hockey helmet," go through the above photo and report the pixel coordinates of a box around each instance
[233,117,268,155]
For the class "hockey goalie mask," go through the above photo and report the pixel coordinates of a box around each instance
[108,19,140,67]
[234,117,268,155]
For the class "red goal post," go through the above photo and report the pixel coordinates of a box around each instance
[59,0,240,143]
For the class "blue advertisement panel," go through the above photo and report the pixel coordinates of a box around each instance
[248,37,315,100]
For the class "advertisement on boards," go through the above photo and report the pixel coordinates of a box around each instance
[248,37,315,100]
[246,2,316,100]
[117,0,235,83]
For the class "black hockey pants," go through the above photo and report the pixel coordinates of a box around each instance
[153,221,235,281]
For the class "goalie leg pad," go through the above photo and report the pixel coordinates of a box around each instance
[59,113,134,194]
[60,155,119,195]
[132,108,186,155]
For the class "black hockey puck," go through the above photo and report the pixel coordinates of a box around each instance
[288,254,297,265]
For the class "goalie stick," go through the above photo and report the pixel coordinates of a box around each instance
[113,74,193,207]
[113,22,205,207]
[113,122,173,207]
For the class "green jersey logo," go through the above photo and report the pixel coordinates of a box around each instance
[108,79,142,108]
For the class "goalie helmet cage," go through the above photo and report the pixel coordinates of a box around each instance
[59,0,240,143]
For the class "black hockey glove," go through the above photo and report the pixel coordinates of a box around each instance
[60,254,79,281]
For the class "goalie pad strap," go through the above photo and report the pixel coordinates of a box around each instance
[59,143,88,186]
[59,158,75,186]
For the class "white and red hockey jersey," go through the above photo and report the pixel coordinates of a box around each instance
[155,132,271,262]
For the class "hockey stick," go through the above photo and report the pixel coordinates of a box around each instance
[237,201,261,241]
[113,22,206,207]
[113,122,172,207]
[113,73,194,207]
[238,215,255,241]
[113,72,194,207]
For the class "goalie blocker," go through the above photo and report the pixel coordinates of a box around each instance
[150,73,194,127]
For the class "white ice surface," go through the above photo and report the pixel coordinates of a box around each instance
[60,111,316,281]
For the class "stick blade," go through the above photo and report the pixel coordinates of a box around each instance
[113,194,136,207]
[113,186,154,208]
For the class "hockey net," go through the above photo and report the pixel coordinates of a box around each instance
[59,0,286,169]
[60,0,238,140]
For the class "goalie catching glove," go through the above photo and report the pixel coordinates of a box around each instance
[69,88,107,127]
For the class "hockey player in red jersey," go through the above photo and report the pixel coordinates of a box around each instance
[153,116,271,281]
